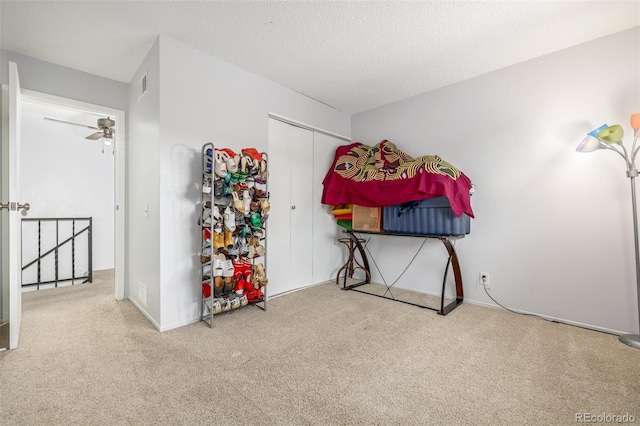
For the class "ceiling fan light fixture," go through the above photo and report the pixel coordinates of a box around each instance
[102,126,114,145]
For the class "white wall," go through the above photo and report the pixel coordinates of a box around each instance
[127,39,161,327]
[20,109,114,284]
[155,35,350,331]
[351,27,640,334]
[0,50,128,112]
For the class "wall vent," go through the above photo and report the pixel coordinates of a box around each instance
[137,72,148,102]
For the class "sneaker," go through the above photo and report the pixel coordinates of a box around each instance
[227,294,241,310]
[238,294,248,307]
[219,297,232,312]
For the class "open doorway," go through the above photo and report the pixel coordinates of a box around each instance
[19,90,125,300]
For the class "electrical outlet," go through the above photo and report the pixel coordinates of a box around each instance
[480,272,490,289]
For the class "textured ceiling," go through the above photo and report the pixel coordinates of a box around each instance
[1,1,639,113]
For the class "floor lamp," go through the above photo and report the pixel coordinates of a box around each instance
[576,113,640,349]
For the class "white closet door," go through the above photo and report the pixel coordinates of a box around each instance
[289,126,314,290]
[267,118,313,296]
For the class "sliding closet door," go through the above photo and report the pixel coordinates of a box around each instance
[288,124,314,290]
[267,118,313,296]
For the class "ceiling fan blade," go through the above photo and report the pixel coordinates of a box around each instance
[85,132,104,140]
[44,117,100,130]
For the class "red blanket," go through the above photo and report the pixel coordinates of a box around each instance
[321,140,474,218]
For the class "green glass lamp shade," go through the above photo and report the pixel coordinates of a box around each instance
[597,124,624,143]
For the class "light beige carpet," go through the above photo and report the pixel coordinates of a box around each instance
[1,269,639,425]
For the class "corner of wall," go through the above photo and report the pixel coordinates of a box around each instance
[126,37,162,327]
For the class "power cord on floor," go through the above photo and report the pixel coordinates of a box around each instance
[482,282,558,323]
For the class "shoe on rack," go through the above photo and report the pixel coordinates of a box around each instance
[238,294,248,307]
[247,236,256,258]
[250,211,262,228]
[199,207,212,226]
[224,229,234,249]
[241,148,262,162]
[232,258,243,282]
[213,178,223,197]
[214,277,224,297]
[259,197,270,213]
[251,228,265,239]
[214,150,228,178]
[232,192,245,214]
[234,277,247,295]
[212,254,225,277]
[222,180,233,196]
[227,294,241,310]
[210,298,222,315]
[203,228,212,243]
[223,277,234,294]
[252,237,264,257]
[246,286,264,303]
[254,179,267,194]
[213,231,224,251]
[259,153,268,180]
[220,151,238,174]
[237,235,249,257]
[201,246,212,263]
[222,256,235,279]
[243,190,251,214]
[202,283,211,298]
[240,153,252,174]
[219,297,232,312]
[224,207,236,232]
[204,297,222,315]
[253,263,269,287]
[212,205,222,222]
[203,178,212,194]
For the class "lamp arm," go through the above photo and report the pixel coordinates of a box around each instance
[631,132,639,168]
[618,143,634,171]
[601,142,630,165]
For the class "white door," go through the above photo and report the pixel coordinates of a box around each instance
[1,62,25,349]
[267,118,314,296]
[267,117,349,296]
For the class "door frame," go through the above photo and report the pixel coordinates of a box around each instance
[20,89,126,300]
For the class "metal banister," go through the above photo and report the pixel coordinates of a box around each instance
[21,217,92,289]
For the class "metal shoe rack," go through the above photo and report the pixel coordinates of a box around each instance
[200,143,269,327]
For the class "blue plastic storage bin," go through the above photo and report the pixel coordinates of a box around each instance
[382,196,471,236]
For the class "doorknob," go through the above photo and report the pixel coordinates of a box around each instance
[18,202,30,211]
[291,205,296,210]
[0,202,8,211]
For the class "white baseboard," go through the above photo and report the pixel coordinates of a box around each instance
[462,297,626,336]
[357,281,627,336]
[127,296,162,331]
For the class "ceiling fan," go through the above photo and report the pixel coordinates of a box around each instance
[44,116,115,144]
